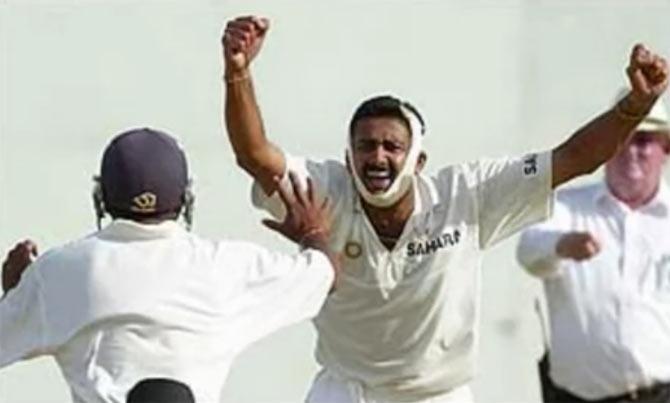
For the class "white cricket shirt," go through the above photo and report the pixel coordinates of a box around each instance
[252,151,553,401]
[517,182,670,400]
[0,219,333,403]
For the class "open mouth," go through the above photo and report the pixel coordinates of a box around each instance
[363,167,394,192]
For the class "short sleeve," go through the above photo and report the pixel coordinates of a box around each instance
[0,265,51,368]
[476,151,554,249]
[251,154,346,220]
[220,242,334,352]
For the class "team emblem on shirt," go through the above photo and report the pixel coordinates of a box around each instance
[345,241,363,259]
[523,154,538,176]
[406,228,461,257]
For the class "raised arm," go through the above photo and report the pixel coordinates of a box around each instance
[222,16,286,194]
[551,44,668,188]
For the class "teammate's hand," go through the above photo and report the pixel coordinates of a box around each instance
[2,240,38,293]
[222,16,269,74]
[263,173,340,290]
[625,44,668,108]
[555,232,600,262]
[262,172,331,248]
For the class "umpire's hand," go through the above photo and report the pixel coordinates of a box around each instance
[556,232,600,262]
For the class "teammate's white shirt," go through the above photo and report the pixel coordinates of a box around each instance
[517,182,670,400]
[252,151,553,401]
[306,369,474,403]
[0,219,333,403]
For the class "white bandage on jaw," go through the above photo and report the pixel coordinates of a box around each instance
[347,105,424,208]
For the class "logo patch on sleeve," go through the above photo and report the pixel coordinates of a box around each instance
[523,154,538,176]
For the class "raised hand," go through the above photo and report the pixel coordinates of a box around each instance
[627,44,669,102]
[261,172,340,289]
[556,232,600,262]
[222,16,270,74]
[262,172,331,248]
[2,240,38,293]
[617,44,669,118]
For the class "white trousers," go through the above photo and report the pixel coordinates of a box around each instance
[305,370,474,403]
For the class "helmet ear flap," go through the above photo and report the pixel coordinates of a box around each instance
[182,179,195,231]
[92,176,106,230]
[92,175,194,231]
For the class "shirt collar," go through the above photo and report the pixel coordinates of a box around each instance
[97,219,186,241]
[594,181,670,217]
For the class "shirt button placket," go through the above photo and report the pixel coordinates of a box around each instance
[620,212,641,384]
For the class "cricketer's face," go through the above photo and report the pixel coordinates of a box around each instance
[350,116,413,194]
[606,130,669,194]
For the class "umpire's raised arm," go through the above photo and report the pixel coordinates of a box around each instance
[551,44,668,188]
[222,16,287,196]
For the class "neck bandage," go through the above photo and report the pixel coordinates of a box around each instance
[347,105,424,208]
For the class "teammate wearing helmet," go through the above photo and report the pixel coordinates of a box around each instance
[0,127,339,402]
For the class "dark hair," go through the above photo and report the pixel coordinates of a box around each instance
[348,95,425,138]
[126,378,195,403]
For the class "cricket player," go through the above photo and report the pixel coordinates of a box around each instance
[221,15,668,403]
[0,128,339,402]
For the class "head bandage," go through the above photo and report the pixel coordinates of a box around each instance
[347,105,424,208]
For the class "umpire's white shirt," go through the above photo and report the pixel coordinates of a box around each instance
[517,182,670,399]
[0,219,333,403]
[253,151,553,401]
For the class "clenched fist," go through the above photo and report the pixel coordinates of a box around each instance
[222,16,270,74]
[556,232,600,262]
[622,44,669,113]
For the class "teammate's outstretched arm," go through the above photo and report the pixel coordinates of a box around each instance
[551,44,668,188]
[222,16,286,195]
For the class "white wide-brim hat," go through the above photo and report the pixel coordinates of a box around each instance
[615,88,670,135]
[637,98,670,134]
